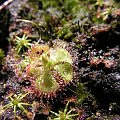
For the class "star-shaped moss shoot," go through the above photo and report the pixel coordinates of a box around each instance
[0,93,30,117]
[17,42,73,97]
[15,34,32,53]
[50,101,78,120]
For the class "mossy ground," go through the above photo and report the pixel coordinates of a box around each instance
[0,0,120,120]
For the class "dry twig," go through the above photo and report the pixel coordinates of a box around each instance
[0,0,14,11]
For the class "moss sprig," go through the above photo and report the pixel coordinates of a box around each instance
[0,93,31,117]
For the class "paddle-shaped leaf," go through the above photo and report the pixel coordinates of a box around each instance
[54,62,73,81]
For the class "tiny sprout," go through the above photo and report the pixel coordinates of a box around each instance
[15,34,32,53]
[0,49,5,58]
[50,101,78,120]
[101,7,114,20]
[95,0,104,7]
[0,49,5,65]
[0,93,31,117]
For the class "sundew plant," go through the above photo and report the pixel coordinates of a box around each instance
[16,41,74,98]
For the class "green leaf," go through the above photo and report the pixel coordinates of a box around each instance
[42,55,52,70]
[43,71,53,88]
[36,71,59,93]
[42,56,49,68]
[54,62,73,81]
[50,48,72,64]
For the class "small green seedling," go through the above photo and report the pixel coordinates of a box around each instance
[15,34,32,53]
[0,49,5,58]
[101,7,114,20]
[0,49,5,65]
[0,93,31,117]
[95,0,104,7]
[50,101,78,120]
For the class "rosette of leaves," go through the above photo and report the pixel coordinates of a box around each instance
[17,42,74,99]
